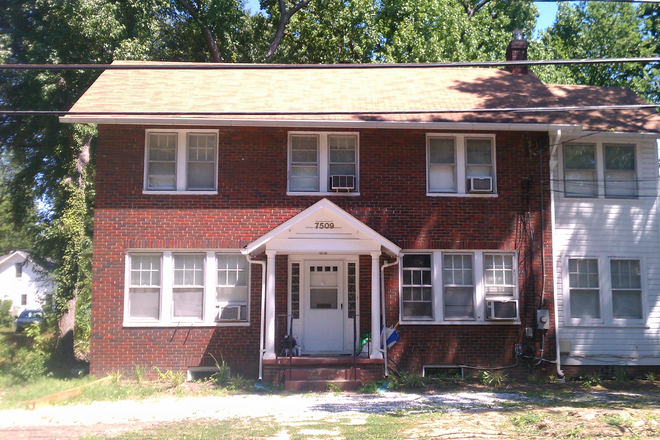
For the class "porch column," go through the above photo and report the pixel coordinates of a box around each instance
[264,250,277,360]
[370,251,383,359]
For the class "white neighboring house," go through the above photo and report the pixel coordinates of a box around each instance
[0,251,52,316]
[550,115,660,367]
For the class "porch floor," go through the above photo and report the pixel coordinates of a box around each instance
[263,355,385,367]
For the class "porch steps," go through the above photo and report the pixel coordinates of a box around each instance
[284,368,362,391]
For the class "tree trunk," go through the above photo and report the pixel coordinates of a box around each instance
[266,0,313,61]
[57,295,77,361]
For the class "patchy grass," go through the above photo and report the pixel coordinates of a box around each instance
[0,375,99,410]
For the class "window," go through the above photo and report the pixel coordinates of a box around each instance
[173,254,204,320]
[443,254,474,320]
[566,257,644,325]
[401,255,433,319]
[216,254,249,321]
[288,132,359,193]
[568,258,600,320]
[562,142,638,198]
[14,262,22,278]
[21,294,27,306]
[125,251,249,326]
[127,254,161,320]
[145,130,218,193]
[427,134,496,195]
[400,251,518,324]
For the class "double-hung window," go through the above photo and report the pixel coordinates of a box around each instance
[400,251,518,324]
[562,142,638,199]
[427,134,496,195]
[125,251,249,326]
[566,257,644,325]
[145,130,218,193]
[288,132,359,194]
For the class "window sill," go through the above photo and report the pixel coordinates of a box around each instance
[561,195,642,203]
[142,190,218,195]
[426,192,498,198]
[563,323,648,329]
[287,191,361,197]
[123,321,250,328]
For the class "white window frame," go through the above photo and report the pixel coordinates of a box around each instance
[287,131,360,195]
[401,254,434,321]
[563,254,646,327]
[560,141,640,200]
[14,262,22,278]
[124,250,250,327]
[426,134,497,197]
[399,250,518,325]
[216,253,250,323]
[143,129,219,194]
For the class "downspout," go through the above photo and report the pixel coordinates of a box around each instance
[549,130,565,378]
[380,256,399,377]
[243,251,267,381]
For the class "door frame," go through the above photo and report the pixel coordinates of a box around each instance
[288,255,359,355]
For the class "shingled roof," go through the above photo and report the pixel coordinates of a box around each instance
[62,61,660,134]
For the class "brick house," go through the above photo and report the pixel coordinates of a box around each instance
[61,41,660,384]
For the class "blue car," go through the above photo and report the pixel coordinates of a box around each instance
[15,309,44,332]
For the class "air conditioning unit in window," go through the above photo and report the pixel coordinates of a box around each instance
[486,300,518,320]
[330,175,356,191]
[216,304,245,322]
[468,177,493,193]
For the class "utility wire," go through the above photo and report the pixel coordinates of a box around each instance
[0,56,659,71]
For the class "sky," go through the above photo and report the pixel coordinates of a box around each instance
[242,1,565,33]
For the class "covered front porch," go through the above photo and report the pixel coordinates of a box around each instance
[244,199,401,381]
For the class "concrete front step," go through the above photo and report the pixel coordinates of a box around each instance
[287,368,361,381]
[284,379,363,391]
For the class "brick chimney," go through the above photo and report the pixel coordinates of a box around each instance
[506,29,528,74]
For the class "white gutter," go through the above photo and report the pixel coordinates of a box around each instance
[549,129,565,379]
[59,115,580,133]
[243,250,267,381]
[380,256,400,378]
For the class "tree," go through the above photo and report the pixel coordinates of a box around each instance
[534,1,657,102]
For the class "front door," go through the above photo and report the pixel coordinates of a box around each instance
[303,261,345,353]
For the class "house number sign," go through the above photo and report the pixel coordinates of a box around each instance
[314,221,335,229]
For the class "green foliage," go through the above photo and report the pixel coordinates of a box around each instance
[644,372,657,382]
[398,371,427,389]
[0,325,54,382]
[510,411,542,428]
[478,370,508,389]
[133,363,146,384]
[210,353,231,386]
[152,366,186,388]
[0,300,13,328]
[580,373,602,387]
[226,373,249,391]
[614,367,629,382]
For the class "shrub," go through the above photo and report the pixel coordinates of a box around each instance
[152,366,186,388]
[210,354,230,386]
[398,371,427,389]
[479,370,508,389]
[0,324,53,382]
[0,300,13,328]
[580,373,602,387]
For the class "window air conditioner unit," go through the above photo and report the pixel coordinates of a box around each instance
[486,300,518,320]
[216,304,244,322]
[468,177,493,193]
[330,175,356,191]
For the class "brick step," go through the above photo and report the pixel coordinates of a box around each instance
[286,368,361,381]
[284,379,363,392]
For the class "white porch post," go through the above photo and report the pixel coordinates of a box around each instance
[370,251,383,359]
[264,251,277,360]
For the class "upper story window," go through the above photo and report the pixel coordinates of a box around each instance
[400,251,518,324]
[288,132,359,194]
[124,251,250,327]
[562,142,637,199]
[565,256,644,326]
[427,134,496,196]
[14,262,22,278]
[144,130,218,193]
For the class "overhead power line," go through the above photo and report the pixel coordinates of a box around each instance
[2,103,658,117]
[0,57,659,71]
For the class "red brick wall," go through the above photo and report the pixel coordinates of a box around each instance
[91,124,553,379]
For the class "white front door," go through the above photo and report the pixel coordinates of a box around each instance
[302,261,345,353]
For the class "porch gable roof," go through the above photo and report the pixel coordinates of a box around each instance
[244,199,401,256]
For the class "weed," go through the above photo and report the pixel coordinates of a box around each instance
[326,382,342,393]
[510,412,542,428]
[548,375,557,383]
[614,367,629,382]
[152,366,185,388]
[226,374,249,391]
[645,372,657,382]
[602,413,633,428]
[133,363,145,384]
[479,370,508,389]
[109,371,123,384]
[210,353,230,386]
[398,371,426,389]
[0,324,53,382]
[580,373,602,387]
